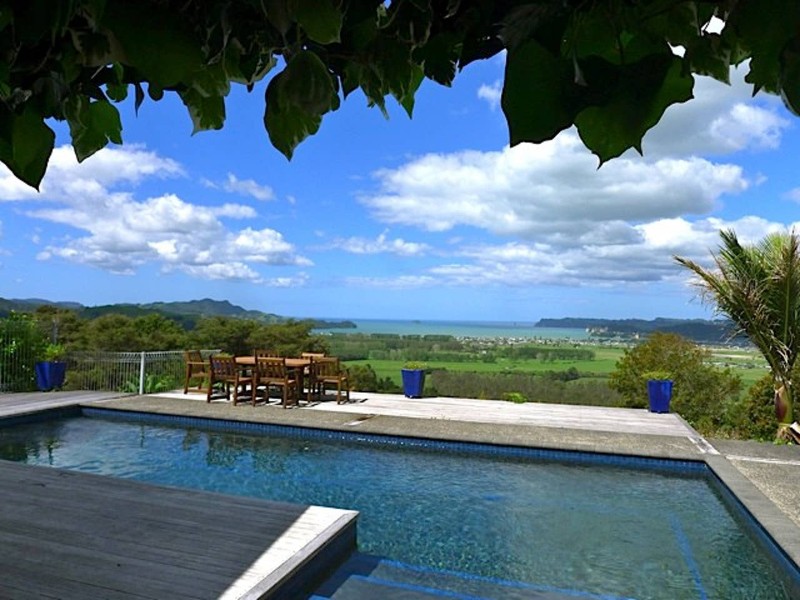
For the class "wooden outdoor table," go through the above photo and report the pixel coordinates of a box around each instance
[235,356,311,369]
[235,357,311,404]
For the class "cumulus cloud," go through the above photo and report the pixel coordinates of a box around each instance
[203,173,275,201]
[362,135,748,245]
[475,49,790,160]
[331,230,430,256]
[354,53,798,297]
[3,146,309,284]
[0,145,184,203]
[345,274,438,289]
[344,216,796,290]
[477,80,502,111]
[642,68,790,157]
[784,188,800,204]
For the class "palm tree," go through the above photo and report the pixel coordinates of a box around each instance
[674,229,800,436]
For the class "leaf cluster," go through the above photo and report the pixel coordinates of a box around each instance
[3,0,800,188]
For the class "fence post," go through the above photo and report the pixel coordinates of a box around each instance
[139,352,146,395]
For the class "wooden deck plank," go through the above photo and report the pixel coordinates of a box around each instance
[0,391,125,418]
[305,393,694,437]
[0,460,357,599]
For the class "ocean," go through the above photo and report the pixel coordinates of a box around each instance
[313,319,589,340]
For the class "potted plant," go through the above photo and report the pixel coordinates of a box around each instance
[35,343,67,391]
[644,370,673,413]
[401,362,426,398]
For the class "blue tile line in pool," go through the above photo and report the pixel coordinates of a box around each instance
[77,406,708,474]
[668,514,709,600]
[358,557,638,600]
[330,574,636,600]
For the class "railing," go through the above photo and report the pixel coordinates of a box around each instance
[1,349,218,395]
[0,319,41,392]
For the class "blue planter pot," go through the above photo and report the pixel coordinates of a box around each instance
[35,361,67,391]
[647,379,673,413]
[401,369,425,398]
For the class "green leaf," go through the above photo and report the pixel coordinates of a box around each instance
[395,64,424,117]
[415,32,459,85]
[296,0,342,44]
[369,37,418,112]
[106,82,128,102]
[101,2,204,88]
[65,97,123,161]
[685,34,732,84]
[0,105,55,189]
[575,55,693,162]
[264,50,339,158]
[779,37,800,116]
[725,0,800,94]
[179,88,226,133]
[264,0,292,35]
[133,82,145,114]
[502,39,579,145]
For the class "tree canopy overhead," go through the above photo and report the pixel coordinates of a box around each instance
[2,0,799,188]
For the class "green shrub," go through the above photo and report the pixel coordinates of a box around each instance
[502,392,527,404]
[608,332,742,434]
[721,374,784,441]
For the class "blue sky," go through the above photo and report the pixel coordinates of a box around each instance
[2,49,800,322]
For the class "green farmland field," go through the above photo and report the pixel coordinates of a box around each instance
[344,343,769,388]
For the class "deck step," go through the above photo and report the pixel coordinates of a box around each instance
[312,554,627,600]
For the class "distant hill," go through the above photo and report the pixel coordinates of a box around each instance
[0,297,83,314]
[0,297,354,330]
[80,298,283,323]
[535,317,746,344]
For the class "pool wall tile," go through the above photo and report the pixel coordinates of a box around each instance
[80,406,706,474]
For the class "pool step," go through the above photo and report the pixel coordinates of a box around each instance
[311,553,614,600]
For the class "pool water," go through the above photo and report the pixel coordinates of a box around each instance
[0,412,794,599]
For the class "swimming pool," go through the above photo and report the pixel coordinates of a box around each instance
[0,407,796,599]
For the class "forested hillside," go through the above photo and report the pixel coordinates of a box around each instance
[536,317,746,344]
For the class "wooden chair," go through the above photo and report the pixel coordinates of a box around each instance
[207,355,254,405]
[254,348,279,358]
[254,357,300,408]
[308,357,350,404]
[183,350,210,394]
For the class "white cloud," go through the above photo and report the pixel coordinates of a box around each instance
[203,173,275,201]
[477,80,502,111]
[362,136,748,245]
[332,230,430,256]
[785,188,800,204]
[353,58,798,296]
[345,217,795,290]
[642,68,790,157]
[345,275,438,289]
[4,146,309,284]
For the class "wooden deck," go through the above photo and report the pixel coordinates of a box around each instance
[0,390,125,418]
[309,392,696,438]
[0,393,357,600]
[156,389,696,438]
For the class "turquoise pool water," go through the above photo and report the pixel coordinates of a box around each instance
[0,410,795,599]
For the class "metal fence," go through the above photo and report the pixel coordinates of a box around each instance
[0,319,41,392]
[1,349,218,395]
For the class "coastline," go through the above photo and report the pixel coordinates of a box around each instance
[313,318,589,340]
